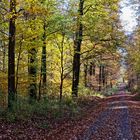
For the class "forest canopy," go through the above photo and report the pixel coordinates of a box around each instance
[0,0,127,108]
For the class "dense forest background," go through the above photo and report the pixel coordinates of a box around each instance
[0,0,139,114]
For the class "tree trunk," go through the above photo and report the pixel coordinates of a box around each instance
[105,69,108,89]
[72,0,84,97]
[84,64,88,87]
[2,41,6,72]
[42,23,47,86]
[39,22,47,100]
[99,65,102,91]
[8,0,16,109]
[92,64,96,76]
[28,47,37,101]
[89,63,93,76]
[60,74,63,102]
[15,37,23,96]
[102,65,105,87]
[89,62,93,88]
[59,33,65,102]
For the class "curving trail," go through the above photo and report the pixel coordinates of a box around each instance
[76,88,139,140]
[46,93,140,140]
[78,95,134,140]
[0,91,139,139]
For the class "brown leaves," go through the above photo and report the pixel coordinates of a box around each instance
[0,95,139,139]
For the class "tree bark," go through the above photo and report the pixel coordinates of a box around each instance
[92,64,96,76]
[39,22,47,100]
[84,63,88,87]
[28,47,37,101]
[102,65,105,87]
[8,0,16,109]
[2,41,6,72]
[59,33,65,102]
[72,0,84,97]
[42,23,47,86]
[89,62,93,76]
[15,36,23,96]
[99,65,102,91]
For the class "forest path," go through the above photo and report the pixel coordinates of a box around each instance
[0,90,139,140]
[46,91,140,140]
[78,94,135,140]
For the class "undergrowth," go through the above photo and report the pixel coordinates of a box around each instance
[0,95,80,122]
[0,87,103,123]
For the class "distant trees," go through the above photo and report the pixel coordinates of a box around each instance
[125,0,140,92]
[126,26,140,92]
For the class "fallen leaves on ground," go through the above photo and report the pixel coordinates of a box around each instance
[0,95,139,140]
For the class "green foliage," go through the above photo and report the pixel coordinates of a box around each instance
[126,26,140,91]
[0,95,80,122]
[0,0,126,114]
[104,86,118,96]
[78,84,104,98]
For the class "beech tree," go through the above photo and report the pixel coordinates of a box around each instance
[8,0,16,109]
[72,0,84,97]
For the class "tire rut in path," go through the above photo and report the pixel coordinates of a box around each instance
[77,95,133,140]
[116,98,133,140]
[77,101,115,140]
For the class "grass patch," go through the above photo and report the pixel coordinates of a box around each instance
[103,86,118,96]
[0,95,80,122]
[78,85,104,98]
[0,87,103,123]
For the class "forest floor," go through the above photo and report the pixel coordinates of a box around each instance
[0,91,139,139]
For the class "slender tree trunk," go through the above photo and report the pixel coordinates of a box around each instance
[42,23,47,86]
[15,37,23,95]
[89,63,93,76]
[2,42,6,72]
[72,0,84,97]
[102,65,105,87]
[84,63,88,87]
[28,14,37,102]
[38,75,42,101]
[92,64,96,76]
[38,22,47,100]
[99,65,102,91]
[28,47,37,101]
[8,0,16,109]
[60,73,63,102]
[89,62,93,88]
[105,69,108,89]
[59,33,65,102]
